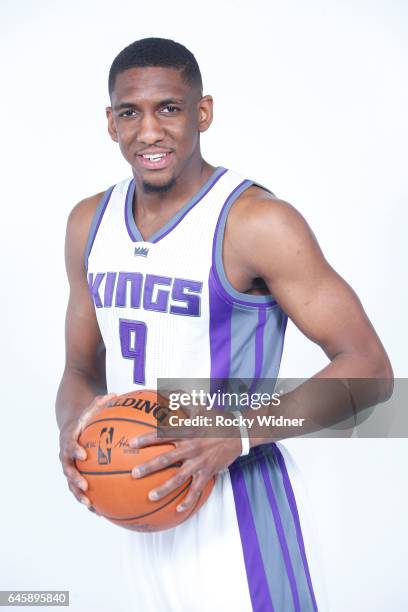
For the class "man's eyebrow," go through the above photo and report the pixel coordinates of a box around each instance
[113,101,133,111]
[158,98,185,106]
[113,98,185,111]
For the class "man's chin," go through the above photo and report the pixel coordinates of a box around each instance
[141,177,176,194]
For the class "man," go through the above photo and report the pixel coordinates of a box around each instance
[56,38,393,611]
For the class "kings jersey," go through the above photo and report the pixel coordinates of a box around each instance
[85,166,288,394]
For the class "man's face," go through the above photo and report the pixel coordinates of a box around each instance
[106,67,213,192]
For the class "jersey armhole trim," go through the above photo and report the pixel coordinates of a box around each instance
[84,184,115,272]
[211,179,280,308]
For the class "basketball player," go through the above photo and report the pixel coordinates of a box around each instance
[56,38,393,611]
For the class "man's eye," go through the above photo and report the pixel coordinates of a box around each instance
[162,105,179,113]
[120,109,137,117]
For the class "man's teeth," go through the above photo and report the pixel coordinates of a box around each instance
[142,153,167,161]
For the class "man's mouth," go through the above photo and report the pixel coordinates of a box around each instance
[137,151,173,170]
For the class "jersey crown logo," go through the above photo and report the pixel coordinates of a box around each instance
[134,246,149,257]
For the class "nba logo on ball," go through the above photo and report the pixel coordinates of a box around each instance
[97,427,114,465]
[76,390,216,531]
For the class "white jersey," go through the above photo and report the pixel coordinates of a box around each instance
[84,166,327,612]
[86,166,287,394]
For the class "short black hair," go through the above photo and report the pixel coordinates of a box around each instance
[108,37,203,96]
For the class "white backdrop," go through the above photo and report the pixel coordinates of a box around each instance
[0,1,407,610]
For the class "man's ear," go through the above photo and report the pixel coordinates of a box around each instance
[198,95,213,133]
[106,107,119,142]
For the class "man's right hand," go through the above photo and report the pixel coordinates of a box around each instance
[58,393,117,511]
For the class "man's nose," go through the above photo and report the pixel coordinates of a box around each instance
[137,112,165,144]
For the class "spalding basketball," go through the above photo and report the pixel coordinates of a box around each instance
[75,390,216,531]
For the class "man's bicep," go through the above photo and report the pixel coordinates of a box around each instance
[249,200,384,360]
[65,286,105,377]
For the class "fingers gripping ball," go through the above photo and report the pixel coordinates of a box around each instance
[75,390,216,532]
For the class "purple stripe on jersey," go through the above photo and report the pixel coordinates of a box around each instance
[248,308,267,394]
[152,168,228,243]
[210,270,274,609]
[229,466,275,612]
[274,445,318,611]
[208,269,233,383]
[255,446,301,612]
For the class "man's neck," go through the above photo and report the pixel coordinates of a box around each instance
[132,158,216,219]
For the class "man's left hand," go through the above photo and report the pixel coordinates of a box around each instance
[129,424,242,513]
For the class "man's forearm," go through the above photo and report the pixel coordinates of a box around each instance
[55,368,107,431]
[249,351,394,447]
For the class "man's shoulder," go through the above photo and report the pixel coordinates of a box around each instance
[67,190,107,227]
[65,190,107,256]
[224,179,321,282]
[229,183,304,239]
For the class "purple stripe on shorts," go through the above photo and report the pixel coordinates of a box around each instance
[274,445,318,611]
[255,446,301,612]
[229,466,275,612]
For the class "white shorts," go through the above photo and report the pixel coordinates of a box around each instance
[121,442,328,612]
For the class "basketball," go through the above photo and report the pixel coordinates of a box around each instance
[75,389,216,531]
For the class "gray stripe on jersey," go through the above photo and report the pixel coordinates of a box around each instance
[230,306,259,380]
[258,307,287,383]
[229,304,287,388]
